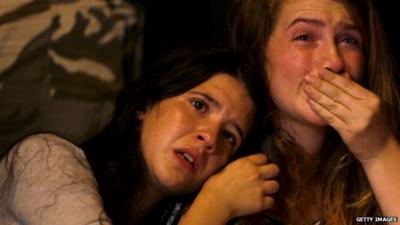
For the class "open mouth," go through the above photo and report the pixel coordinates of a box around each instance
[177,152,194,167]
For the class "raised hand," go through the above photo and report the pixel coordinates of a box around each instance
[303,68,396,162]
[179,154,279,225]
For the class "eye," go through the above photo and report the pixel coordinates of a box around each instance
[222,130,235,146]
[339,36,360,46]
[294,33,312,41]
[191,99,208,112]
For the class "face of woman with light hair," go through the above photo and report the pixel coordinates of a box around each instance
[265,0,365,128]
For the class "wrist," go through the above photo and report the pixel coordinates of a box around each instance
[198,185,233,220]
[358,135,400,170]
[180,184,232,225]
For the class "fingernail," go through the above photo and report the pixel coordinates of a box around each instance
[308,99,316,106]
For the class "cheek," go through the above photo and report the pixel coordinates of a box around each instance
[140,120,160,166]
[266,44,310,82]
[267,52,309,100]
[139,106,182,161]
[146,105,192,142]
[205,150,232,175]
[347,53,365,82]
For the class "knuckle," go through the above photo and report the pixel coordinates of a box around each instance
[255,186,264,196]
[327,103,337,113]
[251,169,262,180]
[256,171,263,180]
[330,89,340,99]
[325,115,336,124]
[343,80,354,90]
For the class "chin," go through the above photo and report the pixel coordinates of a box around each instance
[154,176,197,195]
[304,110,329,127]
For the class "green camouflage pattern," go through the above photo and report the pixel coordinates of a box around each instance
[0,0,143,155]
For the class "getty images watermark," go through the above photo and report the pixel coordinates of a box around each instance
[355,216,398,223]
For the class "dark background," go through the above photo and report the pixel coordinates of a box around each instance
[134,0,400,70]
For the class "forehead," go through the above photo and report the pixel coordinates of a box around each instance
[192,73,251,102]
[191,73,255,130]
[277,0,358,27]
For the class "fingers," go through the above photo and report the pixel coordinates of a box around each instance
[243,154,279,180]
[304,84,351,123]
[304,69,373,127]
[260,164,279,198]
[262,180,279,195]
[308,98,347,130]
[236,154,280,193]
[222,154,279,214]
[304,75,354,108]
[316,69,370,100]
[245,153,268,165]
[259,163,279,179]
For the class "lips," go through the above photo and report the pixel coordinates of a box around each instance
[177,152,194,165]
[173,148,201,173]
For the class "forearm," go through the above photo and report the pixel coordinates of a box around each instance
[179,189,231,225]
[361,135,400,224]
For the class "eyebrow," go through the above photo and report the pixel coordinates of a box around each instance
[189,91,245,142]
[338,23,361,33]
[288,17,361,33]
[287,17,325,29]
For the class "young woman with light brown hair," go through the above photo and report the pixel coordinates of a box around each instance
[232,0,400,224]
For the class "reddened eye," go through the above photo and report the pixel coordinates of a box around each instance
[339,36,360,47]
[222,130,235,146]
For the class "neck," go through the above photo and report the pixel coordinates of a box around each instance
[280,116,328,157]
[130,180,167,225]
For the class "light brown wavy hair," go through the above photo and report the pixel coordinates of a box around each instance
[231,0,400,224]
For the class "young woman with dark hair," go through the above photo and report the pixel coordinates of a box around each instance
[0,46,279,225]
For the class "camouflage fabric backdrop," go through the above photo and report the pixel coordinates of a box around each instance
[0,0,143,156]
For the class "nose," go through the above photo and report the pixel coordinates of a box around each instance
[318,41,345,75]
[194,126,219,154]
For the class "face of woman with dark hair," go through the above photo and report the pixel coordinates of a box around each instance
[138,74,255,195]
[265,0,364,128]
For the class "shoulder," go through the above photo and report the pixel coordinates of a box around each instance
[4,133,87,174]
[1,134,111,225]
[11,133,84,157]
[3,133,92,188]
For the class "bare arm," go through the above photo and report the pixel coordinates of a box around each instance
[1,134,112,225]
[360,136,400,223]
